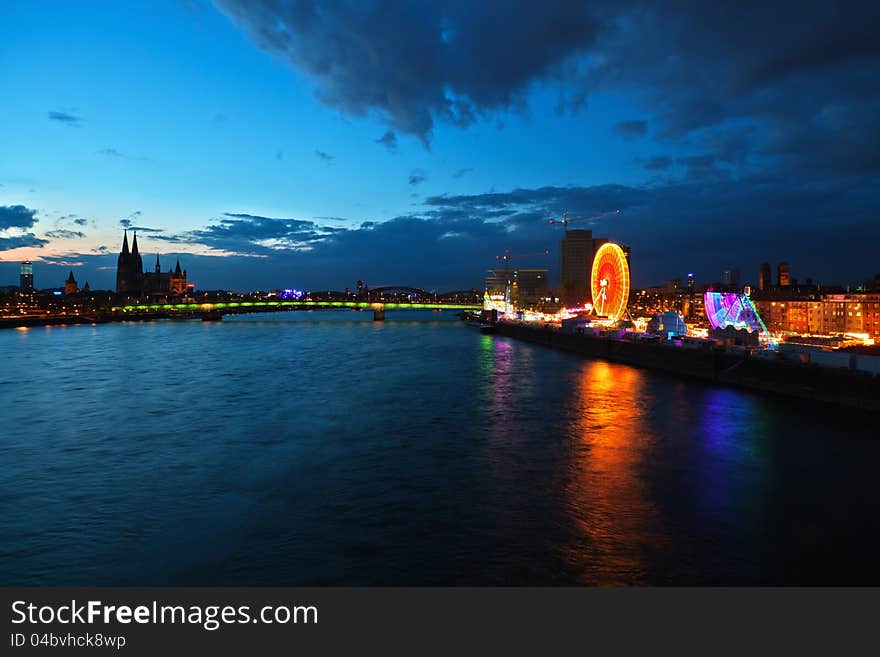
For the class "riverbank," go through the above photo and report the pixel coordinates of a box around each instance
[496,321,880,413]
[0,315,118,329]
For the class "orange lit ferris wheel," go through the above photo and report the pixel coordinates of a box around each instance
[590,242,630,322]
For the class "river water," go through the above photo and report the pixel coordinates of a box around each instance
[1,311,878,585]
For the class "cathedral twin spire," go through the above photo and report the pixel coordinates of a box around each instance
[116,229,144,293]
[116,230,187,295]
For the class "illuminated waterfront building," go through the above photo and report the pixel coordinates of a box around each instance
[752,293,880,340]
[485,268,549,310]
[19,261,34,292]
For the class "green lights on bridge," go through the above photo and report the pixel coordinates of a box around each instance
[112,300,482,313]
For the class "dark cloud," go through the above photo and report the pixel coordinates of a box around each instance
[643,156,673,171]
[375,130,398,152]
[452,167,474,179]
[214,0,880,176]
[408,169,427,186]
[45,229,86,239]
[24,168,880,291]
[613,119,647,139]
[0,204,48,251]
[55,213,92,231]
[215,0,601,142]
[314,150,334,163]
[119,212,143,229]
[584,1,880,176]
[423,184,644,216]
[48,111,82,127]
[0,234,48,251]
[676,154,728,180]
[153,212,341,255]
[0,205,39,230]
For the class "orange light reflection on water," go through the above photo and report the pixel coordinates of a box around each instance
[561,360,669,585]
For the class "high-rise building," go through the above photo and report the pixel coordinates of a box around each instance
[778,262,791,287]
[759,262,772,291]
[687,273,695,294]
[64,270,78,295]
[560,229,594,305]
[721,267,740,288]
[19,261,34,292]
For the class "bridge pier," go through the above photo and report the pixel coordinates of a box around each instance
[373,308,385,321]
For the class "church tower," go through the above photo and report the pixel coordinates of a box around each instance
[65,270,78,295]
[130,231,144,278]
[116,230,131,292]
[116,230,145,294]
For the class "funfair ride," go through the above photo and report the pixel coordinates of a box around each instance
[590,242,630,324]
[704,288,775,346]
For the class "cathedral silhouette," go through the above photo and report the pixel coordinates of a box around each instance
[116,230,187,296]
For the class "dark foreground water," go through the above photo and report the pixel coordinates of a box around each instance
[2,311,879,585]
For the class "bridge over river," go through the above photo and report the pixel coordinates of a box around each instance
[113,299,483,321]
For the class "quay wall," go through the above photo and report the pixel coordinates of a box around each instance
[496,322,880,414]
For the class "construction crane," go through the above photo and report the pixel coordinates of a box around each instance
[495,249,550,269]
[493,249,549,315]
[549,209,620,233]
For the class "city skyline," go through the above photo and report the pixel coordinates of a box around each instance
[2,1,879,292]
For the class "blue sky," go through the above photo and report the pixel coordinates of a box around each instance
[2,0,878,291]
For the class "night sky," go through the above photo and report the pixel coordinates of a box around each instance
[1,1,878,292]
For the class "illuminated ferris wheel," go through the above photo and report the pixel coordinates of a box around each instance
[590,242,630,322]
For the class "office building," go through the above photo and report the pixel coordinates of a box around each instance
[20,261,34,292]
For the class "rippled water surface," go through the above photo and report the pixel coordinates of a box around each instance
[2,311,879,585]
